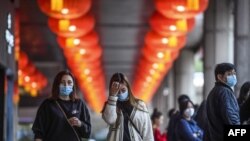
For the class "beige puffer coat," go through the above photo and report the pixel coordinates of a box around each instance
[102,96,154,141]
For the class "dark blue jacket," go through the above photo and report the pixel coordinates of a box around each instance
[176,119,203,141]
[205,82,240,141]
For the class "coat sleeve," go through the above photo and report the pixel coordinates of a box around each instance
[102,96,118,125]
[32,100,49,139]
[139,102,154,141]
[220,90,240,125]
[77,100,91,138]
[177,120,202,141]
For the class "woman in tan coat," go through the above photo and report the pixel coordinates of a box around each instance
[102,73,154,141]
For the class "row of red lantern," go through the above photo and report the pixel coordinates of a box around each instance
[132,0,209,102]
[37,0,91,19]
[155,0,209,19]
[18,51,48,97]
[63,45,106,112]
[15,11,48,98]
[37,0,106,112]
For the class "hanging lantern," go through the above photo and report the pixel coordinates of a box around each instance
[63,45,102,62]
[145,31,186,50]
[18,51,29,69]
[150,12,195,36]
[37,0,91,19]
[48,14,95,37]
[155,0,209,19]
[137,56,173,74]
[142,46,179,63]
[22,62,36,75]
[57,31,99,48]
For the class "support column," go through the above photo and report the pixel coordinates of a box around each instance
[151,69,175,131]
[203,0,234,98]
[234,0,250,95]
[174,49,196,103]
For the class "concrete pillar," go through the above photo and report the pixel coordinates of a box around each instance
[174,49,196,103]
[234,0,250,96]
[151,69,175,131]
[203,0,234,98]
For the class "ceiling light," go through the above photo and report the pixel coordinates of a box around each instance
[157,52,164,59]
[73,39,80,45]
[68,25,76,32]
[161,38,169,44]
[176,5,185,12]
[79,49,86,55]
[153,63,159,69]
[32,82,37,88]
[24,76,30,82]
[61,8,69,14]
[84,69,90,75]
[169,25,177,31]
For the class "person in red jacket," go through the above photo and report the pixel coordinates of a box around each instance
[151,108,167,141]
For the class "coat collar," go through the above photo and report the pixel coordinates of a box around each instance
[215,81,233,92]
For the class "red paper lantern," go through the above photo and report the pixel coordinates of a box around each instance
[37,0,91,19]
[145,31,186,50]
[155,0,209,19]
[63,45,102,62]
[48,14,95,37]
[150,12,195,36]
[19,51,29,69]
[57,31,99,48]
[22,62,36,75]
[142,46,179,63]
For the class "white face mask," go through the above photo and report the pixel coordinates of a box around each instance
[184,108,195,118]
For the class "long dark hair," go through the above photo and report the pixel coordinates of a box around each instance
[179,99,194,116]
[109,72,140,108]
[238,81,250,105]
[51,70,79,101]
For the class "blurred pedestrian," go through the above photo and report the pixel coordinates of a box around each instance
[238,81,250,124]
[151,108,167,141]
[167,95,190,141]
[175,99,203,141]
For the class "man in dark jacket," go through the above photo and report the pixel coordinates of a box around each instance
[205,63,240,141]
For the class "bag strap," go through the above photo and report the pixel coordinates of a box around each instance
[124,112,143,139]
[55,101,81,141]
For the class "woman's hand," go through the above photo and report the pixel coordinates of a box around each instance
[110,81,120,96]
[68,117,82,127]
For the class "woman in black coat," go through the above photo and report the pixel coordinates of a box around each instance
[238,81,250,124]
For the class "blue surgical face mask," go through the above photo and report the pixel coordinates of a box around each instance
[59,85,73,96]
[118,91,129,101]
[226,75,237,87]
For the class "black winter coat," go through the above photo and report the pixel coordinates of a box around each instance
[205,82,240,141]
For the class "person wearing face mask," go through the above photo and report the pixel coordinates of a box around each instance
[205,63,240,141]
[175,99,203,141]
[102,73,154,141]
[32,71,91,141]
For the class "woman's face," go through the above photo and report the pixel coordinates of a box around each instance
[186,102,194,109]
[117,83,128,95]
[155,115,164,126]
[60,75,74,87]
